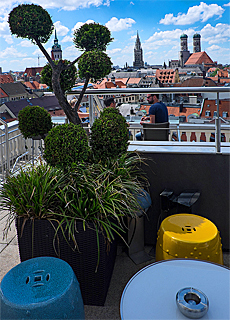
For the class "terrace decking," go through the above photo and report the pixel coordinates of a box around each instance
[0,209,229,320]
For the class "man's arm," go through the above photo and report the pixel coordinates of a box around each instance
[140,114,155,123]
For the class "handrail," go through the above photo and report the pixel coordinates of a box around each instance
[70,86,230,95]
[71,86,230,153]
[0,118,10,176]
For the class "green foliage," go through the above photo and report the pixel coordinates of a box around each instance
[78,51,112,81]
[210,68,219,77]
[44,123,90,169]
[90,107,129,163]
[41,60,77,93]
[18,105,52,139]
[73,23,113,52]
[8,4,53,43]
[53,153,148,244]
[1,164,66,224]
[1,154,148,260]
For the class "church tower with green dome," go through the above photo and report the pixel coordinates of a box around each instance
[51,29,62,61]
[179,33,191,67]
[193,33,201,53]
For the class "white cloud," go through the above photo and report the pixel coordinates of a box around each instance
[107,48,122,55]
[3,35,13,44]
[31,0,112,10]
[206,45,222,51]
[0,46,28,59]
[160,2,224,25]
[63,45,81,60]
[130,1,134,5]
[200,23,230,44]
[72,20,95,32]
[19,40,36,47]
[54,21,69,36]
[105,17,136,32]
[62,36,73,43]
[223,2,230,6]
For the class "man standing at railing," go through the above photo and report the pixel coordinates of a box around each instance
[136,94,168,140]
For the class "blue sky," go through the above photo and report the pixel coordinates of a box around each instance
[0,1,229,72]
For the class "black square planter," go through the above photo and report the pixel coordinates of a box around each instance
[16,218,117,306]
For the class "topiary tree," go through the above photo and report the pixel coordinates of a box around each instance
[90,108,129,163]
[44,123,90,170]
[8,4,113,125]
[18,105,52,139]
[41,60,77,93]
[73,22,112,52]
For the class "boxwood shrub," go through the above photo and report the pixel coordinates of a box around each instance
[44,123,90,169]
[90,107,129,163]
[18,105,52,139]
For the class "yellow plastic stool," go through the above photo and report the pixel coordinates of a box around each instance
[156,213,223,264]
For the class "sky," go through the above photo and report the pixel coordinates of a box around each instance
[0,0,230,72]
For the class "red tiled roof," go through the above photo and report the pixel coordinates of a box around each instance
[24,67,43,77]
[24,81,48,90]
[180,77,217,87]
[127,78,141,85]
[201,99,230,118]
[167,106,200,119]
[185,51,213,65]
[0,87,8,98]
[0,74,14,84]
[155,69,177,84]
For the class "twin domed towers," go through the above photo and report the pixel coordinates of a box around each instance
[180,33,201,66]
[180,33,201,53]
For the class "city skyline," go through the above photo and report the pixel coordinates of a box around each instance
[0,1,230,72]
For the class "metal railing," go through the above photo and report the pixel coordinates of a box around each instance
[71,86,230,153]
[0,87,229,180]
[0,121,42,181]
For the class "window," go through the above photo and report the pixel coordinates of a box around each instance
[223,111,228,118]
[205,110,211,116]
[213,111,217,117]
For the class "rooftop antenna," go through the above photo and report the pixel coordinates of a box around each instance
[38,55,40,66]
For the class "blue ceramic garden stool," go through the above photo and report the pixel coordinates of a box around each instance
[128,189,152,264]
[0,256,85,320]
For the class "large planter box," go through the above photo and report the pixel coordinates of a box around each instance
[16,218,117,306]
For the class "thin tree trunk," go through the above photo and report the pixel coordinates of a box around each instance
[34,37,81,125]
[74,76,90,116]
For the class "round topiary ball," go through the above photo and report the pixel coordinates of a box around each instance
[78,51,112,82]
[44,123,90,169]
[18,105,52,139]
[90,107,129,163]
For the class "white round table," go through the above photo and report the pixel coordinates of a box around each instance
[120,259,230,319]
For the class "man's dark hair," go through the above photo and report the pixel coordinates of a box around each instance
[104,97,115,107]
[151,93,159,99]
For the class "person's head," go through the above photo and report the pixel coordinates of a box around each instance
[146,94,159,104]
[104,97,116,108]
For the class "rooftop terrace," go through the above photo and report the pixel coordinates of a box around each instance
[0,86,229,318]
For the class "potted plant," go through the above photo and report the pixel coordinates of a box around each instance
[1,111,148,306]
[18,105,52,139]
